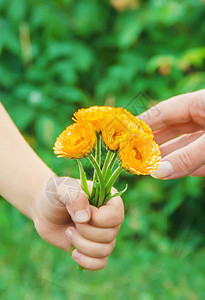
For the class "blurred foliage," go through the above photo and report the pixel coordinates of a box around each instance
[1,0,205,299]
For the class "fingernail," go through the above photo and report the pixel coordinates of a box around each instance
[72,249,81,260]
[151,161,173,179]
[74,210,89,222]
[65,229,73,239]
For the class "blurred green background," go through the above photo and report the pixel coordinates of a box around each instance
[1,0,205,299]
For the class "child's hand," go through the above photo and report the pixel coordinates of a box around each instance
[0,104,124,270]
[33,176,124,271]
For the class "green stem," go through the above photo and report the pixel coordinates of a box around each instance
[105,152,118,184]
[96,135,101,166]
[109,152,118,171]
[88,154,105,207]
[90,182,99,206]
[77,160,90,199]
[102,151,113,177]
[105,166,123,196]
[90,135,101,199]
[94,184,99,207]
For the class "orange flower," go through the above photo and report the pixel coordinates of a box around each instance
[54,122,96,159]
[119,129,161,175]
[73,106,151,151]
[119,108,152,135]
[72,106,114,133]
[54,105,160,173]
[101,108,152,151]
[101,113,134,150]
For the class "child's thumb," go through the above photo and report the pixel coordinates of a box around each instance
[66,190,91,224]
[54,176,91,224]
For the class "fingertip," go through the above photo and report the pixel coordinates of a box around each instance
[72,249,81,261]
[73,208,91,223]
[150,161,173,179]
[66,190,91,223]
[72,250,108,271]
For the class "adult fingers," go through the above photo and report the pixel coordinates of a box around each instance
[160,131,205,157]
[76,223,120,243]
[89,193,124,228]
[153,123,202,145]
[65,227,116,258]
[139,89,205,131]
[151,133,205,179]
[72,249,108,271]
[190,165,205,177]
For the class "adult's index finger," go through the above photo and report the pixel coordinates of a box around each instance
[138,90,204,131]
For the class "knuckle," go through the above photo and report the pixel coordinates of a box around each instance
[109,226,121,241]
[100,243,114,258]
[106,228,118,242]
[177,148,193,172]
[101,246,110,258]
[114,209,124,225]
[106,246,112,257]
[84,261,95,271]
[102,234,112,244]
[100,258,108,269]
[106,240,116,257]
[192,93,205,126]
[84,258,107,271]
[120,210,125,223]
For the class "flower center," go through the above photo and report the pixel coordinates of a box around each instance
[133,147,142,161]
[113,131,119,139]
[75,137,83,145]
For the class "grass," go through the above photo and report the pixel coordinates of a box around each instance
[0,198,205,300]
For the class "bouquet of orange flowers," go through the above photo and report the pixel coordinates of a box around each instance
[54,106,161,208]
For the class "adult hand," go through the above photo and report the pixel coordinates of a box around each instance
[139,89,205,179]
[34,176,124,271]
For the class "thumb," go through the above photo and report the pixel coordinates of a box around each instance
[55,176,91,223]
[150,134,205,179]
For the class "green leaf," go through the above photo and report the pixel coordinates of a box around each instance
[105,184,128,202]
[115,12,142,49]
[88,154,105,208]
[90,135,101,199]
[105,168,112,184]
[72,0,107,37]
[77,160,90,199]
[105,166,123,195]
